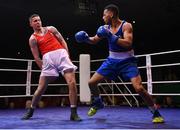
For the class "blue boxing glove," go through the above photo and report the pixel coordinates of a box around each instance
[97,26,111,38]
[97,26,119,44]
[75,31,90,43]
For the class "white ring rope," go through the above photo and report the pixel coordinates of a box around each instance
[0,84,80,87]
[0,57,79,63]
[99,80,180,85]
[0,50,180,98]
[136,49,180,57]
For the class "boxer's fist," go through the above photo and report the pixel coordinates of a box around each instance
[97,26,119,44]
[97,26,111,38]
[75,31,90,43]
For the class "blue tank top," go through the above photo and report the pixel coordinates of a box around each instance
[108,20,132,52]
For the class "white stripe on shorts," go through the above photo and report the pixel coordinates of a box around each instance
[109,50,134,59]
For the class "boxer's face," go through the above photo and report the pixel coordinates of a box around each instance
[30,16,42,30]
[103,9,113,24]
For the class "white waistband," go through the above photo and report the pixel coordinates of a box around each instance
[43,49,65,58]
[109,50,134,59]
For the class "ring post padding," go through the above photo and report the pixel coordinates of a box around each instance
[26,60,32,96]
[79,54,91,102]
[146,55,152,94]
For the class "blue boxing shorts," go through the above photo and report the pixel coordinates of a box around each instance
[96,57,139,81]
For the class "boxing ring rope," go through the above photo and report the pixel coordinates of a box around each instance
[89,50,180,106]
[90,50,180,95]
[0,50,180,107]
[0,58,79,98]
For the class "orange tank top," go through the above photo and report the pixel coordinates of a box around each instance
[33,30,64,56]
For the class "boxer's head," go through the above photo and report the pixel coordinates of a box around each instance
[103,4,119,24]
[29,14,42,30]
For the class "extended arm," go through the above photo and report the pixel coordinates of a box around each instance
[75,31,101,45]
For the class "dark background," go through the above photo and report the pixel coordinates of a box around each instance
[0,0,180,108]
[0,0,180,60]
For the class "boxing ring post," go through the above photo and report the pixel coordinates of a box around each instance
[79,54,91,102]
[26,60,32,96]
[146,55,153,94]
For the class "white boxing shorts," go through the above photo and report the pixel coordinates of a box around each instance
[40,49,77,77]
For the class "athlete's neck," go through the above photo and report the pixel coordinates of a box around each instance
[111,19,121,28]
[34,27,46,36]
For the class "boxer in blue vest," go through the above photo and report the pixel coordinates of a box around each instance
[75,4,164,123]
